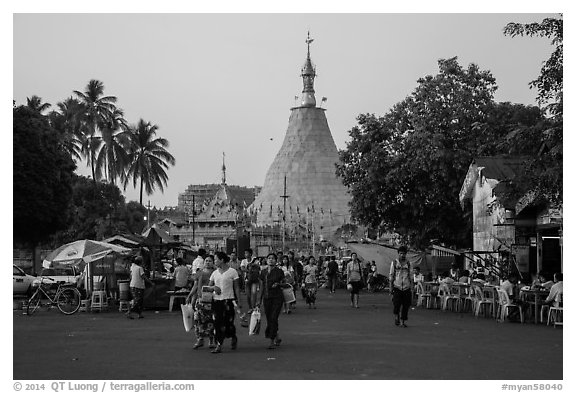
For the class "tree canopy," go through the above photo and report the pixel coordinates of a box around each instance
[13,106,76,245]
[502,16,563,208]
[336,57,546,249]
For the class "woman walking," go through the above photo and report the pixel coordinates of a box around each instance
[303,256,318,308]
[346,253,364,308]
[258,253,286,349]
[187,255,216,350]
[280,255,295,314]
[207,251,242,354]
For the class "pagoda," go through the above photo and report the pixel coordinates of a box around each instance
[250,33,350,241]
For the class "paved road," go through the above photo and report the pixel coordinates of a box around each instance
[13,288,562,380]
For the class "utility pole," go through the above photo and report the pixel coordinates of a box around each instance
[280,175,289,253]
[146,200,151,225]
[192,194,196,245]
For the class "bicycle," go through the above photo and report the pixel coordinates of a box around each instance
[26,276,81,315]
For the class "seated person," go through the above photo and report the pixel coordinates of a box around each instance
[531,271,554,290]
[413,267,424,285]
[458,270,471,284]
[449,263,460,281]
[439,271,455,285]
[544,272,563,306]
[485,274,500,286]
[500,273,520,302]
[471,273,486,286]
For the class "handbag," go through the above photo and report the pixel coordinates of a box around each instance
[180,303,194,332]
[249,307,261,335]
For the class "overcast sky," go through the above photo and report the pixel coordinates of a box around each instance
[13,12,559,208]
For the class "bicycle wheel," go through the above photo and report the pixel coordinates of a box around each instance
[26,290,42,315]
[56,288,81,315]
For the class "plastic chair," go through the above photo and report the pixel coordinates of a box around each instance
[482,286,498,318]
[495,289,523,323]
[416,282,430,307]
[473,286,493,318]
[438,284,458,311]
[547,292,563,327]
[459,285,474,313]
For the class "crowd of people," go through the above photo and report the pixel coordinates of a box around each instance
[124,246,563,353]
[124,247,406,353]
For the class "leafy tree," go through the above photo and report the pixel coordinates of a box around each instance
[504,16,563,118]
[503,16,563,207]
[336,58,545,249]
[49,175,127,245]
[13,106,76,246]
[124,119,176,205]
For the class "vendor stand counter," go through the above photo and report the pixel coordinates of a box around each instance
[143,276,175,310]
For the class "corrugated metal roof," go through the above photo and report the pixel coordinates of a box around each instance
[474,156,528,181]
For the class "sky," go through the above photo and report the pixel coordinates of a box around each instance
[12,11,560,209]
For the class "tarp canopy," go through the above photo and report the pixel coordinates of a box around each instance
[346,242,433,275]
[42,239,132,268]
[141,224,178,246]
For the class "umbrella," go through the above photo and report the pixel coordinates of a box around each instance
[43,240,132,268]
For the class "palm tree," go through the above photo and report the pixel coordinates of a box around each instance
[26,95,51,114]
[48,97,85,162]
[73,79,117,182]
[124,119,176,205]
[95,107,129,185]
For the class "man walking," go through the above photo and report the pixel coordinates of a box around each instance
[389,246,413,327]
[326,255,339,293]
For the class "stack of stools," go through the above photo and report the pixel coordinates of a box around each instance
[91,282,108,312]
[118,300,130,312]
[80,299,91,312]
[118,280,131,313]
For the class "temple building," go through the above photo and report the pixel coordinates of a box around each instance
[250,33,351,242]
[161,156,258,250]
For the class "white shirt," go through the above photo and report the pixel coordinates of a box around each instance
[240,258,253,270]
[545,281,563,305]
[174,265,190,287]
[210,267,239,300]
[130,263,145,289]
[191,256,205,273]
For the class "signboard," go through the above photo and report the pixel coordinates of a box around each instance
[91,256,115,275]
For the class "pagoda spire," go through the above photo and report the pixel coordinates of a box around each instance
[221,152,226,185]
[300,31,317,107]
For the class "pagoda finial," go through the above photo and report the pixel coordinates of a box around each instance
[221,152,226,185]
[306,30,314,58]
[301,31,317,108]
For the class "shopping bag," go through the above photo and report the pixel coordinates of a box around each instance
[282,284,296,304]
[181,303,194,332]
[249,307,261,335]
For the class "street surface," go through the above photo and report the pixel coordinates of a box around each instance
[13,288,562,380]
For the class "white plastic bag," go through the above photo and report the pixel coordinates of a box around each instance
[249,307,261,336]
[181,303,194,332]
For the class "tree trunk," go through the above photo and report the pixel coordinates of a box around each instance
[139,176,144,206]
